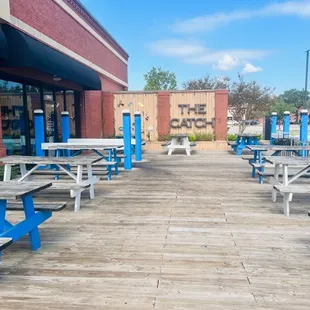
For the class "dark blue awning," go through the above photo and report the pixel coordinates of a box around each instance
[0,26,8,60]
[1,24,101,90]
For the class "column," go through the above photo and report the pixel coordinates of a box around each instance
[300,109,308,157]
[61,111,70,142]
[283,111,290,138]
[34,109,45,156]
[122,110,132,170]
[134,111,142,161]
[270,112,277,144]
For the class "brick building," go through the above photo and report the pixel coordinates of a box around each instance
[0,0,128,155]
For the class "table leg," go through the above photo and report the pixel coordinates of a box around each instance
[22,196,41,251]
[74,165,83,212]
[0,200,6,257]
[282,164,290,216]
[87,164,95,200]
[272,164,280,202]
[19,163,33,181]
[113,148,119,175]
[3,164,11,181]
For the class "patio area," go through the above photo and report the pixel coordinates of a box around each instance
[1,151,310,309]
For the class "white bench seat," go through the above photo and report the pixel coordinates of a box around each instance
[0,238,13,251]
[273,184,310,216]
[7,201,67,212]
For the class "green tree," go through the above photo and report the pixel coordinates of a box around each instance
[229,75,274,134]
[183,75,230,90]
[278,88,308,108]
[144,67,177,91]
[268,98,296,119]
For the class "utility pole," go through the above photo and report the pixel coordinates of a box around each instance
[305,50,310,105]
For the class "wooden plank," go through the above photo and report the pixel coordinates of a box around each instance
[0,155,103,165]
[265,156,310,166]
[0,181,52,200]
[0,237,13,251]
[42,143,123,150]
[248,145,310,151]
[274,184,310,193]
[0,152,310,309]
[6,201,67,212]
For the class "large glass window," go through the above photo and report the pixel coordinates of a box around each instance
[0,79,80,155]
[26,85,40,155]
[0,80,25,155]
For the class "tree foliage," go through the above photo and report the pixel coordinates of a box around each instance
[229,75,274,134]
[278,88,308,108]
[143,67,177,91]
[183,75,230,90]
[268,98,296,119]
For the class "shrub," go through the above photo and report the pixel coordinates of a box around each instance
[158,134,172,141]
[227,133,238,141]
[188,134,197,142]
[195,132,214,141]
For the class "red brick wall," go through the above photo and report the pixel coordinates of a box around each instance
[102,92,115,137]
[214,90,228,140]
[81,90,103,138]
[157,92,171,138]
[100,76,124,92]
[10,0,128,84]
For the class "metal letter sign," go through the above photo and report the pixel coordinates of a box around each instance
[169,104,211,128]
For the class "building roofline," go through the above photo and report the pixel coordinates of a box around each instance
[75,0,128,58]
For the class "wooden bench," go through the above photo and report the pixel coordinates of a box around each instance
[0,238,13,251]
[273,184,310,216]
[227,141,237,146]
[241,155,254,160]
[7,201,67,212]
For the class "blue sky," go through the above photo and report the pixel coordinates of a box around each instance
[80,0,310,94]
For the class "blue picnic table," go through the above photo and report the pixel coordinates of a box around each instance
[0,181,64,253]
[230,134,260,156]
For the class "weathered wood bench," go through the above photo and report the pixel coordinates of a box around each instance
[0,238,13,251]
[7,201,67,212]
[241,155,254,160]
[273,184,310,216]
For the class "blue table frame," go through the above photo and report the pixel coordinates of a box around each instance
[246,145,304,183]
[232,135,259,156]
[0,182,52,252]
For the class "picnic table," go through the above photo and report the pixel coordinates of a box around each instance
[246,145,310,183]
[42,142,123,181]
[264,156,310,216]
[0,181,67,252]
[229,133,260,156]
[167,135,192,156]
[0,155,102,212]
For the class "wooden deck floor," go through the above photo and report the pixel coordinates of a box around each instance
[1,151,310,309]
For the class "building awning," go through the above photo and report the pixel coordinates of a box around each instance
[1,24,101,90]
[0,26,8,60]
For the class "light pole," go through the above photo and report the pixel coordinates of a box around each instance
[304,49,310,105]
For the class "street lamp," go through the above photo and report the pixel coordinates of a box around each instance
[304,49,310,105]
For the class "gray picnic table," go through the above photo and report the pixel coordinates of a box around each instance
[0,156,103,212]
[42,142,124,181]
[0,181,67,253]
[246,145,310,183]
[264,156,310,216]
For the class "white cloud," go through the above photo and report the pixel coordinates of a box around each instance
[172,0,310,33]
[242,63,263,74]
[214,54,239,71]
[150,39,269,71]
[150,39,206,57]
